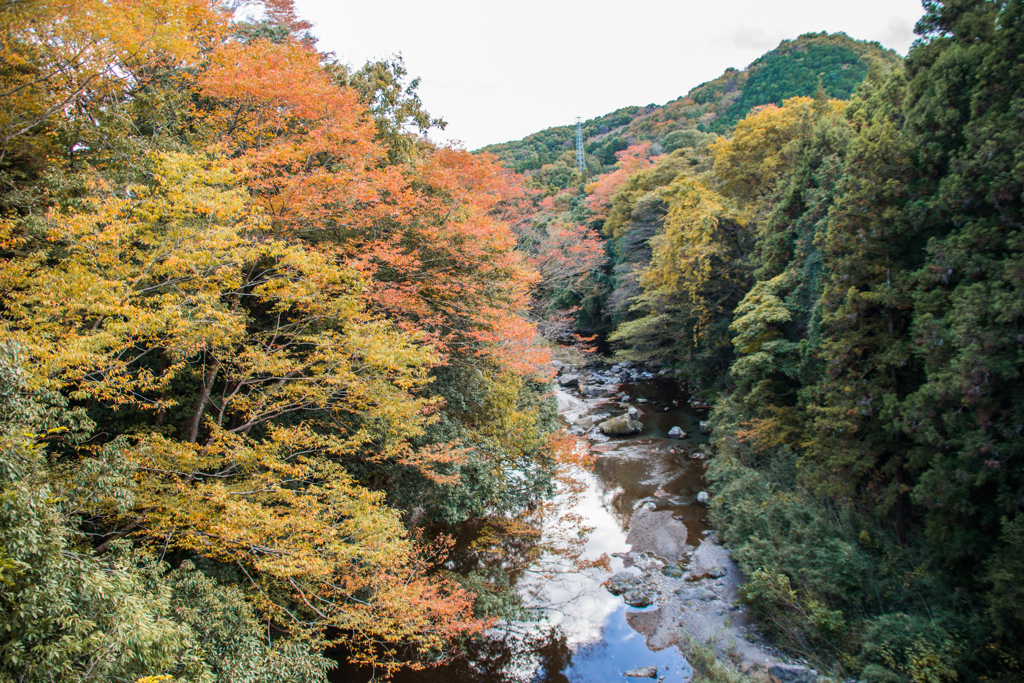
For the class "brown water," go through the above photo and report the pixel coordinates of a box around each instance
[333,371,711,683]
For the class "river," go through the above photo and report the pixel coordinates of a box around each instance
[333,363,716,683]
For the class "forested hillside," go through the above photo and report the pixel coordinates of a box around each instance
[479,32,900,191]
[511,1,1024,680]
[0,1,565,680]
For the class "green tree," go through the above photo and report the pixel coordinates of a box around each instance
[800,68,919,541]
[901,0,1024,594]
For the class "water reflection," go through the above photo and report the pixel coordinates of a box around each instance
[335,373,707,682]
[331,628,573,683]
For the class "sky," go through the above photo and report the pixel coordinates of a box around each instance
[292,0,926,151]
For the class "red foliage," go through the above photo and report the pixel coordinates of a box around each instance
[584,143,655,220]
[199,38,545,374]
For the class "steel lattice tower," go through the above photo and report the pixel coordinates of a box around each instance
[575,117,585,173]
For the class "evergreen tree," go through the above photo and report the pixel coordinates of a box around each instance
[901,0,1024,631]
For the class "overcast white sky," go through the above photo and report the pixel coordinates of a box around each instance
[293,0,926,150]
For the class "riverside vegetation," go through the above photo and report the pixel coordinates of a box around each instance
[1,0,1022,682]
[505,1,1023,682]
[0,1,566,680]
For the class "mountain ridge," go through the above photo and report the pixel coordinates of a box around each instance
[477,31,901,184]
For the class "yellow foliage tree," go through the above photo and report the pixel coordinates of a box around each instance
[712,96,847,222]
[609,175,751,365]
[0,151,488,670]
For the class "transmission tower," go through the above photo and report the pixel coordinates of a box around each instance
[575,117,585,174]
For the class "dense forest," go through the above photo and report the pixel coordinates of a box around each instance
[2,0,1023,682]
[0,1,569,680]
[510,1,1024,681]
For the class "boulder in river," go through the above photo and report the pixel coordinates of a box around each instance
[767,664,818,683]
[558,374,580,387]
[674,586,717,601]
[696,491,710,505]
[599,414,643,435]
[626,509,689,562]
[699,420,712,433]
[605,572,643,596]
[622,666,658,678]
[622,587,656,608]
[574,415,595,430]
[667,426,686,438]
[582,384,614,398]
[661,564,685,579]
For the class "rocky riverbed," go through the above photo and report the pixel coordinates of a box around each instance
[337,360,820,683]
[555,360,820,683]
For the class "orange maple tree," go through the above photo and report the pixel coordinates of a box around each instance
[197,36,548,374]
[584,142,655,221]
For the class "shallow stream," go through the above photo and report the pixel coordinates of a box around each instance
[335,367,713,683]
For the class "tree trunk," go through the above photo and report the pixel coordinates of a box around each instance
[187,353,220,444]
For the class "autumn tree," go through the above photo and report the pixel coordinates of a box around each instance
[0,151,490,669]
[0,0,560,675]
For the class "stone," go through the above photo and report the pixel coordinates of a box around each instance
[667,426,686,438]
[767,664,818,683]
[623,588,656,608]
[574,415,595,430]
[634,555,664,573]
[558,374,580,387]
[661,564,685,579]
[696,490,710,505]
[605,572,643,596]
[627,509,689,562]
[621,394,631,402]
[677,585,718,598]
[599,413,643,435]
[623,666,658,678]
[582,384,613,398]
[707,565,728,579]
[627,405,639,417]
